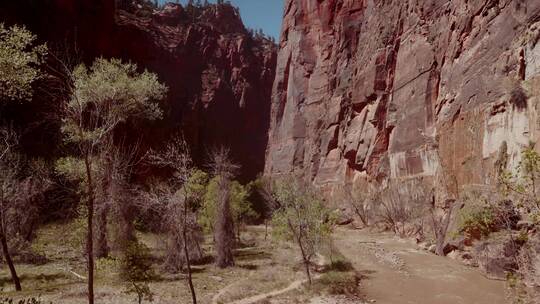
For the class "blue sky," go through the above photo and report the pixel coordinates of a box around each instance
[159,0,284,39]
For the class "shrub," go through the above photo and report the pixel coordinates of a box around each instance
[121,241,154,282]
[121,241,155,304]
[316,271,360,295]
[457,204,495,240]
[9,235,47,265]
[327,258,354,272]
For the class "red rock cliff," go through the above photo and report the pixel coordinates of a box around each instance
[265,0,540,198]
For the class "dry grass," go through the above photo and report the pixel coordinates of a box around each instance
[0,224,309,304]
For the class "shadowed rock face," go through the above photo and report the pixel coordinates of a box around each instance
[0,0,277,180]
[265,0,540,198]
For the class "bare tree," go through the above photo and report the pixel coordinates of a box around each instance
[429,199,456,256]
[0,128,52,292]
[377,181,431,238]
[207,147,239,268]
[94,140,143,257]
[378,186,413,237]
[0,127,22,291]
[145,136,201,304]
[342,184,371,227]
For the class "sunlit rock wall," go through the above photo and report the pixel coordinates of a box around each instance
[265,0,540,200]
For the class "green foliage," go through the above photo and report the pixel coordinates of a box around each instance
[66,212,87,252]
[124,282,154,304]
[54,157,86,181]
[96,256,121,273]
[270,177,335,284]
[516,229,529,243]
[199,177,256,234]
[230,181,257,226]
[271,179,334,256]
[62,58,167,144]
[121,241,154,304]
[200,176,218,233]
[121,240,154,282]
[0,23,47,102]
[183,169,209,209]
[500,147,540,226]
[456,203,495,240]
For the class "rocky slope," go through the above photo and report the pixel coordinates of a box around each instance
[265,0,540,200]
[0,0,277,180]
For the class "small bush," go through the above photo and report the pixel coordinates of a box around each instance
[327,257,354,272]
[509,85,528,110]
[7,236,47,265]
[316,271,360,295]
[96,256,121,273]
[121,241,155,304]
[121,241,154,282]
[457,204,495,240]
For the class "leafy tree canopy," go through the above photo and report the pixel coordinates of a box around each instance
[0,23,47,102]
[62,58,167,144]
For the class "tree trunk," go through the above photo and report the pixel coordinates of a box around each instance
[95,156,112,258]
[236,223,241,245]
[84,154,95,304]
[183,202,197,304]
[297,235,312,285]
[0,195,22,292]
[0,229,21,291]
[95,205,109,258]
[288,219,312,285]
[264,220,268,241]
[215,177,234,268]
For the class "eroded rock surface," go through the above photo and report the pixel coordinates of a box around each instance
[265,0,540,197]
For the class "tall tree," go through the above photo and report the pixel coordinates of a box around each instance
[0,23,47,292]
[145,137,203,304]
[208,147,239,268]
[271,176,334,284]
[61,58,166,304]
[0,128,22,291]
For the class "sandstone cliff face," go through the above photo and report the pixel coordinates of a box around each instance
[114,3,277,180]
[1,1,276,180]
[266,0,540,199]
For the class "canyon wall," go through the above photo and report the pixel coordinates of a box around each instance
[0,1,276,180]
[265,0,540,200]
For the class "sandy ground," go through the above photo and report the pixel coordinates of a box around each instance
[1,225,509,304]
[333,228,506,304]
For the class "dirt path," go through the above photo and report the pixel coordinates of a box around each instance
[213,276,319,304]
[334,228,507,304]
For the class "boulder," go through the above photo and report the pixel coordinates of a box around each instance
[443,243,459,256]
[474,234,522,280]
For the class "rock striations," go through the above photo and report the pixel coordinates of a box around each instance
[265,0,540,199]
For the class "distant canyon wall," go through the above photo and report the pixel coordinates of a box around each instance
[0,0,277,180]
[265,0,540,200]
